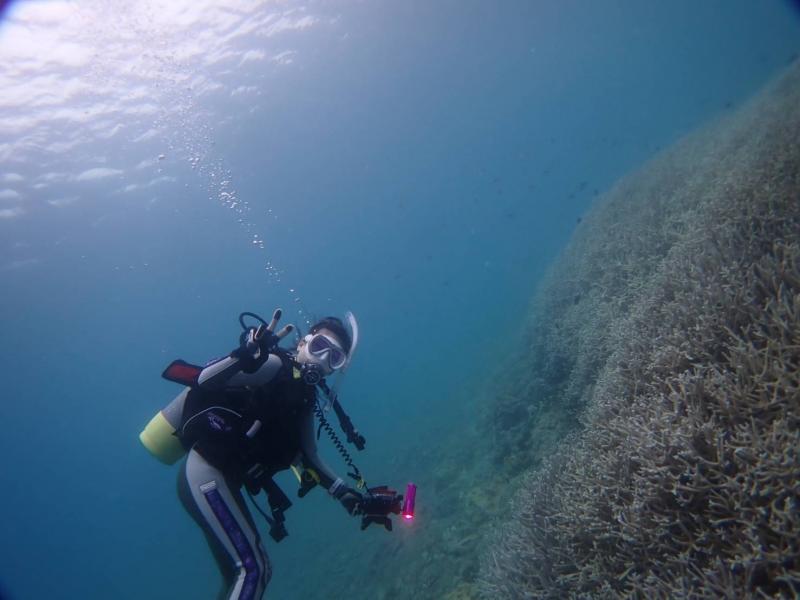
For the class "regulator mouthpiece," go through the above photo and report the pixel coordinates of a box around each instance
[401,483,417,521]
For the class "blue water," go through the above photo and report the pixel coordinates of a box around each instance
[0,1,798,598]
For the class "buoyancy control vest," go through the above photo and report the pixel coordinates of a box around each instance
[178,351,317,477]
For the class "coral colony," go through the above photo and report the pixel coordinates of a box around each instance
[480,61,800,598]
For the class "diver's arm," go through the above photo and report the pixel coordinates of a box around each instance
[299,407,361,510]
[196,355,245,389]
[197,352,283,389]
[197,319,287,390]
[299,407,403,528]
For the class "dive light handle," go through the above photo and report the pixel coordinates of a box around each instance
[401,483,417,520]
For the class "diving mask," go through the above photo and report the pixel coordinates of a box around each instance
[304,333,347,371]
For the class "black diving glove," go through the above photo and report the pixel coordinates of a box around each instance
[231,327,267,372]
[231,313,285,372]
[339,488,363,515]
[230,325,281,373]
[253,323,283,354]
[355,486,403,531]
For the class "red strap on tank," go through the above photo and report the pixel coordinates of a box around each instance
[161,359,203,386]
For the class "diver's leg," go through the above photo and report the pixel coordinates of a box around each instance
[178,462,236,600]
[178,448,271,599]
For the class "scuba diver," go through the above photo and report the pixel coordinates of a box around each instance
[139,308,409,599]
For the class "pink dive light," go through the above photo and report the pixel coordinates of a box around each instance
[401,483,417,520]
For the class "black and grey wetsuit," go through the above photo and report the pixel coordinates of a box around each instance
[159,352,354,600]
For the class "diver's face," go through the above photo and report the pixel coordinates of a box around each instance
[296,328,346,375]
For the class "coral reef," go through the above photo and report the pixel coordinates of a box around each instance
[487,106,715,477]
[481,61,800,598]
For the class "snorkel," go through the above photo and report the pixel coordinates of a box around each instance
[341,310,359,372]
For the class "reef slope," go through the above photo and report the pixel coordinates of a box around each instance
[480,62,800,598]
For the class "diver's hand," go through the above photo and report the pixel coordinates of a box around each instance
[231,308,293,371]
[339,489,363,515]
[230,327,264,372]
[255,308,294,353]
[355,486,402,531]
[245,327,265,357]
[253,324,280,354]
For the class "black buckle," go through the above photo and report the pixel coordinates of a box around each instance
[268,510,288,542]
[244,464,265,495]
[298,470,319,498]
[263,477,292,542]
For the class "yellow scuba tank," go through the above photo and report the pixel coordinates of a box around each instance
[139,410,186,465]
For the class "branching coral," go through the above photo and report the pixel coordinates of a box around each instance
[482,61,800,599]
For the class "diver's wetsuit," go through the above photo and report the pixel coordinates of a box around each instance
[159,352,353,600]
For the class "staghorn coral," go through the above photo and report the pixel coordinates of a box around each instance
[486,105,720,475]
[481,61,800,599]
